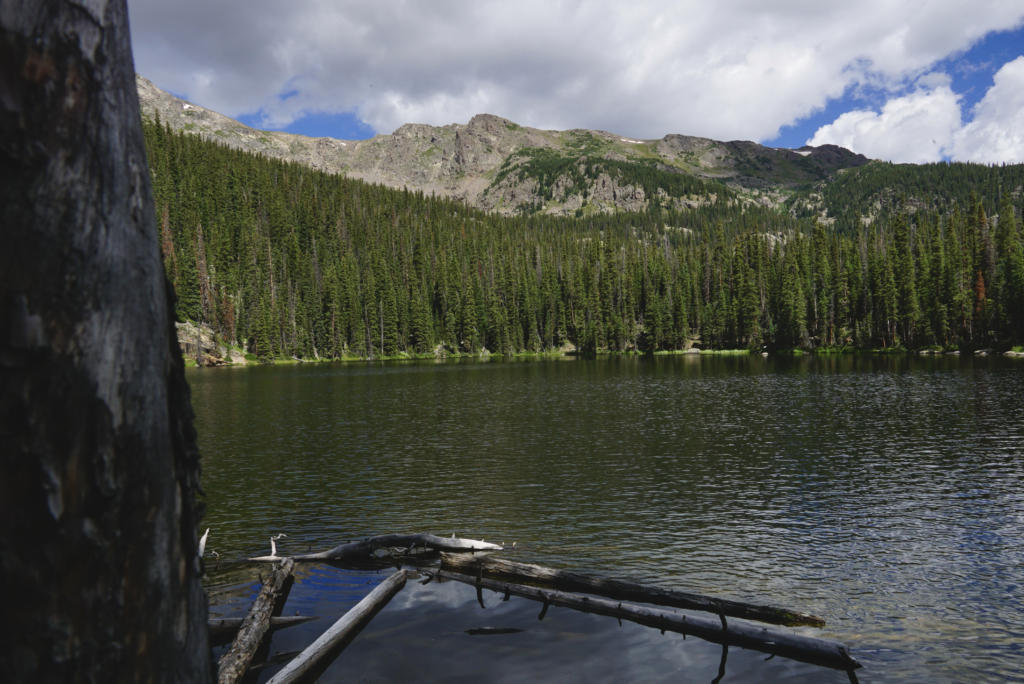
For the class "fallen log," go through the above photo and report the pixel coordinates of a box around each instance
[208,616,315,646]
[432,568,860,673]
[258,533,501,562]
[217,558,295,684]
[441,554,824,628]
[266,570,408,684]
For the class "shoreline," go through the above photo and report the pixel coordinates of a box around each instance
[183,346,1024,368]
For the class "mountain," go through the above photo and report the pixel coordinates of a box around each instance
[142,114,1024,362]
[136,75,869,216]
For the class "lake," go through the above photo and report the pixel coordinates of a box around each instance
[189,354,1024,682]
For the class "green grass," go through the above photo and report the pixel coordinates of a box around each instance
[510,349,571,358]
[230,343,1024,366]
[649,348,749,356]
[813,346,856,354]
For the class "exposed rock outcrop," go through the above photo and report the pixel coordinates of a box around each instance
[175,321,244,366]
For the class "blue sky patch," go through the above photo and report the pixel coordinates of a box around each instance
[238,110,376,140]
[766,24,1024,150]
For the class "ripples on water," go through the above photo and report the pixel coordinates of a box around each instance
[190,355,1024,682]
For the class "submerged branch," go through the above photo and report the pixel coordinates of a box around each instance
[441,554,825,627]
[432,567,859,672]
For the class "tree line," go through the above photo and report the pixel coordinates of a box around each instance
[143,118,1024,360]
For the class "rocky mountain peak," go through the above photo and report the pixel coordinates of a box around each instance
[466,113,516,133]
[136,74,870,216]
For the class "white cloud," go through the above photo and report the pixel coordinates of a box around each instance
[809,58,1024,163]
[807,80,962,163]
[126,1,1024,144]
[950,57,1024,162]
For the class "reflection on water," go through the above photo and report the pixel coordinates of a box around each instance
[190,354,1024,682]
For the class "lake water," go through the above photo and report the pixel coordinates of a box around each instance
[189,354,1024,682]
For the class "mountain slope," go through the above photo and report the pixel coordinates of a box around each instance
[143,118,1024,360]
[136,75,868,215]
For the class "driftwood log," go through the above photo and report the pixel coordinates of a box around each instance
[266,570,408,684]
[441,554,825,627]
[434,568,860,672]
[252,533,502,562]
[217,558,296,684]
[208,616,315,647]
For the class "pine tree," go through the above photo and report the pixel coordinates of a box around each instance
[891,214,921,346]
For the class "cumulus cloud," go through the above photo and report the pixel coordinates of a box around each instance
[127,1,1024,147]
[950,57,1024,162]
[806,78,963,163]
[809,57,1024,163]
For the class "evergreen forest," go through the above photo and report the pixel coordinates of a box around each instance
[143,119,1024,360]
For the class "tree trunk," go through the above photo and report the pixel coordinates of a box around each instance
[0,2,210,681]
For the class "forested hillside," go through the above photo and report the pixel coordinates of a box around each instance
[808,161,1024,233]
[143,120,1024,360]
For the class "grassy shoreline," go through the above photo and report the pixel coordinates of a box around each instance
[186,344,1024,367]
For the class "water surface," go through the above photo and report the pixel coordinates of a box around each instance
[190,354,1024,682]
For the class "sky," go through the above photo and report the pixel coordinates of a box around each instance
[127,1,1024,164]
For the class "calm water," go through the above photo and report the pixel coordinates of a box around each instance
[189,355,1024,682]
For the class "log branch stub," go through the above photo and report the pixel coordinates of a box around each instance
[208,615,315,646]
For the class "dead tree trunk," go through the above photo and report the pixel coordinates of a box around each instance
[218,558,295,684]
[0,2,210,681]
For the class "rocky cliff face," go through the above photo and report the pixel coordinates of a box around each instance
[137,75,869,215]
[175,321,245,366]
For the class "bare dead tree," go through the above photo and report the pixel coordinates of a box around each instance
[1,1,210,681]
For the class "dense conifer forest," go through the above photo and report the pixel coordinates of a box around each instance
[143,119,1024,360]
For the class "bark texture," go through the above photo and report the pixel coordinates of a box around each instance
[0,1,210,681]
